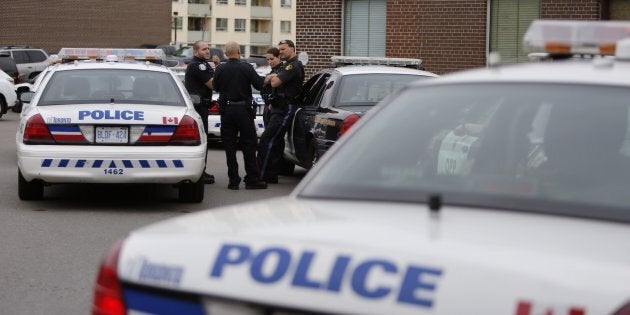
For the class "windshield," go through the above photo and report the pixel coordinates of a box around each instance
[301,83,630,222]
[335,73,426,106]
[38,69,185,106]
[174,46,193,58]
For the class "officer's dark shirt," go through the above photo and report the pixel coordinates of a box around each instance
[184,56,214,100]
[261,63,282,102]
[213,58,264,101]
[276,56,305,100]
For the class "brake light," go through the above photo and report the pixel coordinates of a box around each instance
[92,238,125,315]
[208,101,220,115]
[614,301,630,315]
[23,114,55,144]
[338,114,360,137]
[169,115,201,145]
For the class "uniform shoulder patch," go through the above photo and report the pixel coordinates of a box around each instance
[285,64,293,71]
[199,64,207,71]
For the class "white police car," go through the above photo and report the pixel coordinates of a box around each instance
[92,21,630,314]
[206,89,266,142]
[17,48,207,202]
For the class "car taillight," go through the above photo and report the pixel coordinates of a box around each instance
[23,114,55,144]
[92,238,125,315]
[208,101,220,115]
[338,114,360,137]
[614,301,630,315]
[169,115,201,145]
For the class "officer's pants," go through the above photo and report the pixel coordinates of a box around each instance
[257,103,295,181]
[220,105,260,185]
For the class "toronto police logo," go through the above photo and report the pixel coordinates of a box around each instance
[199,64,207,71]
[285,64,293,71]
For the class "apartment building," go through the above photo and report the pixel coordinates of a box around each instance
[172,0,296,56]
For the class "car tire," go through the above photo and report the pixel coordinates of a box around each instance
[0,95,7,118]
[278,156,295,176]
[18,170,44,200]
[11,101,22,113]
[178,176,204,203]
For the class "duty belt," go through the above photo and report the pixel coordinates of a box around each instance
[224,100,248,105]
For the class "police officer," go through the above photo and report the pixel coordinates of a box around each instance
[211,41,267,190]
[261,47,282,126]
[257,39,305,184]
[185,40,215,184]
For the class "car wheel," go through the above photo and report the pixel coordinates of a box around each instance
[278,156,295,176]
[178,176,204,203]
[11,101,22,113]
[0,96,6,118]
[18,170,43,200]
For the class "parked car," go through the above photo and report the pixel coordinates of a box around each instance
[0,45,49,83]
[0,69,17,118]
[173,46,225,66]
[0,52,20,84]
[282,56,438,173]
[92,20,630,315]
[17,48,207,202]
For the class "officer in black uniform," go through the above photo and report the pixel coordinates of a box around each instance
[185,40,215,184]
[257,39,305,184]
[261,47,282,126]
[211,41,267,190]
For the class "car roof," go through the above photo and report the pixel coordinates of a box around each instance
[330,65,438,77]
[420,58,630,88]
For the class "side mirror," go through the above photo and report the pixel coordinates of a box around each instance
[20,91,35,103]
[164,59,180,67]
[189,94,201,105]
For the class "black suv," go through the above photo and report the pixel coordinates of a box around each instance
[0,52,19,83]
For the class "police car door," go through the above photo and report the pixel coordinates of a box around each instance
[288,73,330,163]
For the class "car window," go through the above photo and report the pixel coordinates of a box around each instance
[0,56,18,75]
[27,50,47,63]
[301,83,630,222]
[12,51,29,64]
[336,73,425,106]
[300,73,329,109]
[38,69,185,106]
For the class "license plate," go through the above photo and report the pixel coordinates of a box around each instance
[96,126,128,144]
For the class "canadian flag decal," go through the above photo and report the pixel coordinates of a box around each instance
[516,300,585,315]
[162,116,179,124]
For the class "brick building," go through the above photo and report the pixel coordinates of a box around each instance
[296,0,630,77]
[0,0,171,54]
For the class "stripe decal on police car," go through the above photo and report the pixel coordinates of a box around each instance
[48,125,85,141]
[40,159,185,168]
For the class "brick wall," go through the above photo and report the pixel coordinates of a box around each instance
[296,0,343,78]
[541,0,600,19]
[0,0,171,54]
[388,0,487,74]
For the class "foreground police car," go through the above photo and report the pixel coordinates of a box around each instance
[92,21,630,314]
[17,48,207,202]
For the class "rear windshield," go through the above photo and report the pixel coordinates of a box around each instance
[335,73,427,106]
[38,69,185,106]
[0,56,18,75]
[301,83,630,223]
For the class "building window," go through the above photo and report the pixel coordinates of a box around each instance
[172,16,183,30]
[343,0,385,57]
[490,0,540,64]
[235,0,246,5]
[217,0,228,4]
[281,0,291,7]
[188,17,206,31]
[216,18,227,31]
[235,19,246,32]
[280,21,291,33]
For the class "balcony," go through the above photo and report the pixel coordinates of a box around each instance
[188,3,211,16]
[250,32,272,45]
[251,6,272,19]
[188,30,209,42]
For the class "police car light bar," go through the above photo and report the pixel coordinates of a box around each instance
[57,48,165,63]
[331,56,423,68]
[523,20,630,56]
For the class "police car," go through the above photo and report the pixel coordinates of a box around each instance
[17,48,207,203]
[92,21,630,314]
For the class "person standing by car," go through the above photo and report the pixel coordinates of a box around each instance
[257,40,305,184]
[185,40,216,184]
[211,41,267,190]
[261,47,282,126]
